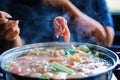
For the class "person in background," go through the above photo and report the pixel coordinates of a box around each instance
[0,0,114,53]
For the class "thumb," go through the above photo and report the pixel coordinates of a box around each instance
[0,11,12,18]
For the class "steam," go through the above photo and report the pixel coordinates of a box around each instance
[74,24,101,45]
[62,14,101,45]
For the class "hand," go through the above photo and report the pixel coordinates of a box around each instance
[0,11,20,41]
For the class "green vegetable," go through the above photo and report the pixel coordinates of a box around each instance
[50,67,60,73]
[37,76,49,80]
[50,62,75,75]
[77,45,91,53]
[95,51,100,57]
[64,50,75,57]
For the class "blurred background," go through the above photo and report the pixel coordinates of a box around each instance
[106,0,120,47]
[106,0,120,79]
[0,0,120,47]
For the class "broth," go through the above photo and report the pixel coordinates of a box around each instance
[4,45,112,79]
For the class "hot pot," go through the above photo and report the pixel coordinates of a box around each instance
[0,42,119,80]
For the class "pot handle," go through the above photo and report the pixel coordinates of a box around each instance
[114,52,120,70]
[106,46,120,70]
[113,52,120,80]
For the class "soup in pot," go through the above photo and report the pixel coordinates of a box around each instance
[4,45,112,79]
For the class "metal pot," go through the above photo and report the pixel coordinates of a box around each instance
[0,42,119,80]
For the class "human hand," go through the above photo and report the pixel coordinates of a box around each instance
[0,11,20,41]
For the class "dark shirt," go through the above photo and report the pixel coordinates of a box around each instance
[0,0,114,44]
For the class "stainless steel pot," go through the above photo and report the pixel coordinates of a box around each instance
[0,42,119,80]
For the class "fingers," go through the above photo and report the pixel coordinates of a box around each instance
[3,20,19,30]
[0,11,12,25]
[4,26,20,41]
[0,18,8,24]
[0,20,20,41]
[0,11,19,41]
[0,11,12,18]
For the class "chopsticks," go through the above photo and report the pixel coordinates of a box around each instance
[7,18,23,21]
